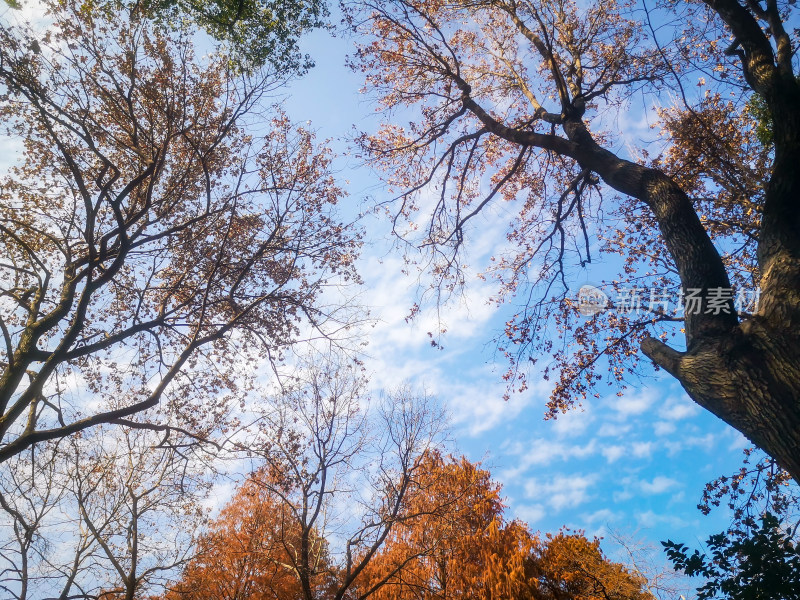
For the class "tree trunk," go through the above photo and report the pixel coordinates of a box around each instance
[643,322,800,482]
[562,114,800,482]
[455,1,800,479]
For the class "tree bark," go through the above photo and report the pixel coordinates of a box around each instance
[562,118,800,483]
[563,5,800,482]
[463,83,800,478]
[382,0,800,481]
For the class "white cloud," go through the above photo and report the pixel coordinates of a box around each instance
[202,478,240,517]
[685,432,717,450]
[596,422,632,437]
[602,445,626,463]
[658,396,700,421]
[631,441,654,458]
[551,407,593,437]
[610,389,654,419]
[502,438,598,479]
[653,421,677,436]
[525,474,597,511]
[447,379,536,436]
[513,503,546,525]
[635,510,689,530]
[640,476,681,495]
[613,489,634,503]
[547,475,596,510]
[581,508,621,525]
[725,429,749,451]
[667,491,686,506]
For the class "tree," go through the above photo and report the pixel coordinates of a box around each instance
[64,426,210,600]
[664,512,800,600]
[698,449,797,535]
[353,452,510,600]
[165,449,653,600]
[658,447,800,600]
[0,424,211,600]
[606,529,699,600]
[143,0,329,71]
[2,0,328,72]
[161,470,323,600]
[347,0,800,480]
[162,359,447,600]
[0,0,359,461]
[354,452,652,600]
[0,442,72,600]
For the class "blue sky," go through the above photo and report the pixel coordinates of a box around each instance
[277,18,763,570]
[0,2,776,591]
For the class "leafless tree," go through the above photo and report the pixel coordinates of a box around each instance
[235,356,448,600]
[0,424,212,600]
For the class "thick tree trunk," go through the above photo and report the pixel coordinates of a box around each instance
[641,4,800,480]
[643,322,800,482]
[458,2,800,478]
[644,86,800,481]
[562,113,800,482]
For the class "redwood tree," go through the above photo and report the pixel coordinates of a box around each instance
[348,0,800,480]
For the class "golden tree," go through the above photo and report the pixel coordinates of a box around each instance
[355,452,651,600]
[161,361,447,600]
[163,451,652,600]
[161,470,328,600]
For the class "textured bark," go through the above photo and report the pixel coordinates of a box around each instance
[563,5,800,483]
[360,0,800,481]
[642,323,800,481]
[464,85,800,478]
[562,108,800,482]
[639,0,800,482]
[639,89,800,482]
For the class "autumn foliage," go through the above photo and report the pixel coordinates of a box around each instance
[355,452,650,600]
[161,469,334,600]
[348,0,800,482]
[0,0,358,461]
[164,453,651,600]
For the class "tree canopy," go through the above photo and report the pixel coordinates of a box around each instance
[355,452,652,600]
[163,452,653,600]
[142,0,328,71]
[664,512,800,600]
[0,0,359,461]
[161,470,331,600]
[2,0,800,597]
[2,0,328,71]
[347,0,800,480]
